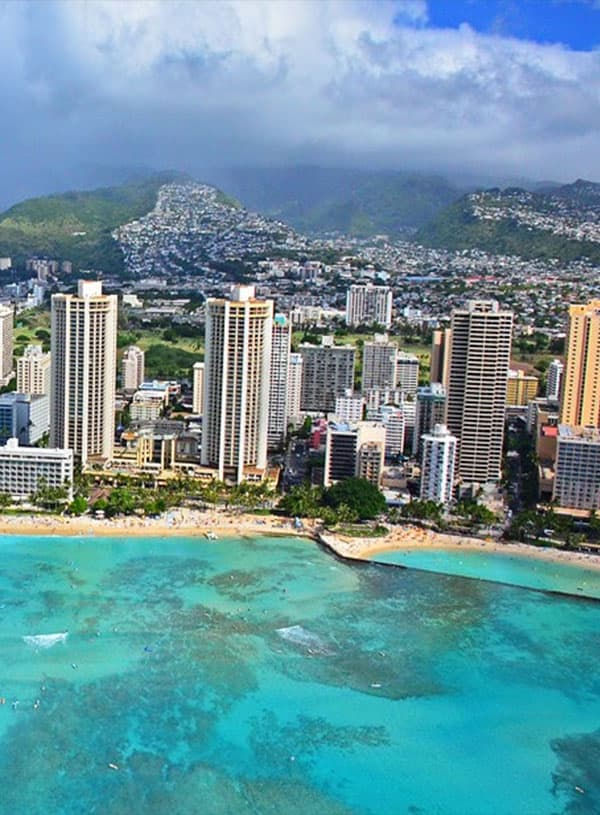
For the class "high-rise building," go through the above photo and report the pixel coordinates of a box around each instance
[553,425,600,510]
[561,301,600,427]
[334,390,364,423]
[50,280,118,465]
[446,300,513,485]
[192,361,204,415]
[202,285,273,483]
[122,345,145,391]
[324,421,385,487]
[346,284,392,329]
[362,334,398,391]
[430,327,452,387]
[267,314,291,450]
[506,369,538,406]
[17,344,51,395]
[413,384,447,457]
[299,336,355,413]
[0,304,14,387]
[287,352,303,422]
[379,405,406,458]
[420,424,457,505]
[396,352,419,396]
[546,358,564,402]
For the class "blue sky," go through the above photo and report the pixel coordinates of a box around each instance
[425,0,600,50]
[0,0,599,207]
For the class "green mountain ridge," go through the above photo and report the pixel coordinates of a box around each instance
[200,166,463,237]
[0,171,187,273]
[415,180,600,264]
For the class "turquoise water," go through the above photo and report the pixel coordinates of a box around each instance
[0,534,598,815]
[371,547,600,599]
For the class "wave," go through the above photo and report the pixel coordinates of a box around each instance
[22,632,69,649]
[276,625,334,655]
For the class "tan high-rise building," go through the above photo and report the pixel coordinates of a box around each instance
[17,344,51,395]
[0,304,14,387]
[50,280,118,465]
[202,285,273,483]
[431,327,452,387]
[561,300,600,427]
[192,361,204,415]
[122,345,145,391]
[506,369,538,407]
[446,300,513,485]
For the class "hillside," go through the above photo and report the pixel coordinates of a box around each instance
[0,172,185,272]
[415,180,600,264]
[201,166,462,238]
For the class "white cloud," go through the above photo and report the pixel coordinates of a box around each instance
[1,0,600,189]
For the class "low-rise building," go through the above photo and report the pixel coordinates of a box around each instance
[0,438,73,501]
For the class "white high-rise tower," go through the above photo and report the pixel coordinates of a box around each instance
[50,280,118,465]
[420,424,457,505]
[202,285,273,483]
[122,345,145,391]
[267,314,291,450]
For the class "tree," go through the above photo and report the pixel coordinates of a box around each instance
[401,499,443,524]
[104,487,138,517]
[323,478,386,521]
[68,496,88,515]
[33,478,70,511]
[0,492,12,510]
[278,483,323,518]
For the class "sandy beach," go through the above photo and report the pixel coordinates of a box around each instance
[0,508,315,540]
[1,510,600,572]
[318,523,600,571]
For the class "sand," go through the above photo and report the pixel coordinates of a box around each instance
[0,508,314,540]
[1,510,599,572]
[319,523,600,572]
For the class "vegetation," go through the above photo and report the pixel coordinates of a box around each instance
[323,477,386,520]
[278,478,386,523]
[416,191,600,264]
[0,172,184,273]
[399,500,444,525]
[206,166,461,238]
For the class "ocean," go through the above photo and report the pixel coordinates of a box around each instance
[0,533,598,814]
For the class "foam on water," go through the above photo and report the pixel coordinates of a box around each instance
[22,631,68,649]
[0,533,598,815]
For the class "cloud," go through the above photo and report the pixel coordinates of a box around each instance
[1,0,600,205]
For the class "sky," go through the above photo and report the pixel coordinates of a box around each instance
[1,0,600,206]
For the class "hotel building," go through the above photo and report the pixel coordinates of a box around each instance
[446,300,513,485]
[202,285,273,483]
[50,280,118,465]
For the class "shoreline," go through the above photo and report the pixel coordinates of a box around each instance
[0,510,599,573]
[318,524,600,572]
[0,509,315,540]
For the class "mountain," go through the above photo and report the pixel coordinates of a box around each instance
[415,180,600,264]
[113,181,310,279]
[200,166,463,238]
[0,171,186,273]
